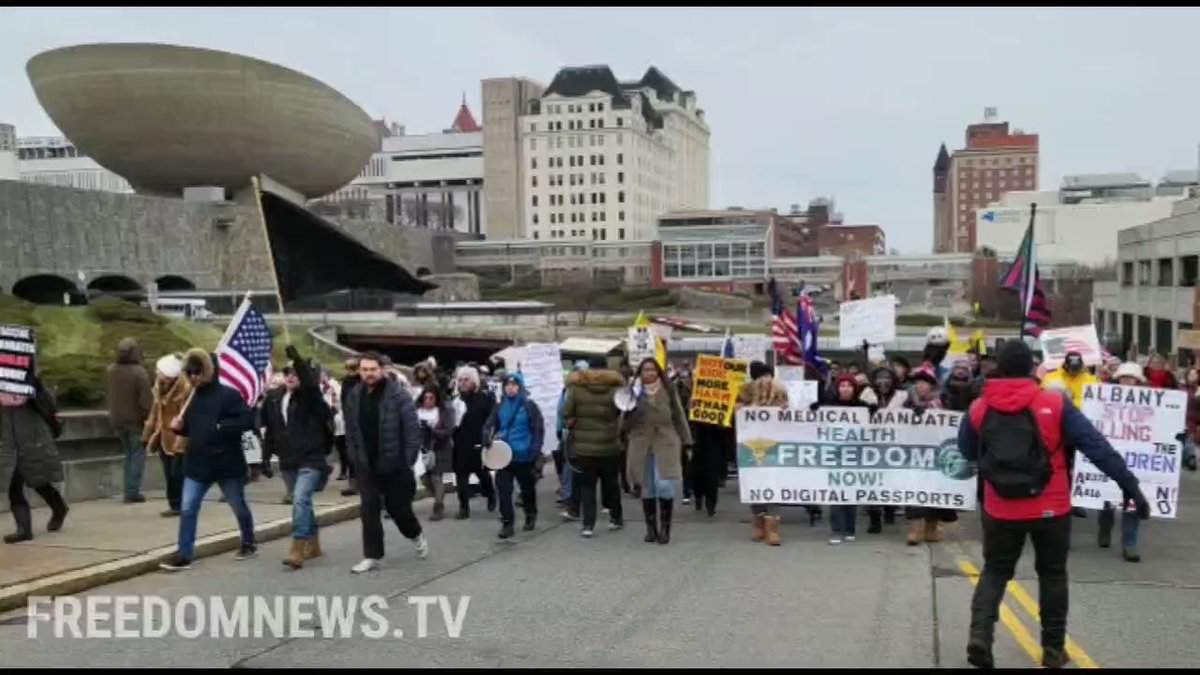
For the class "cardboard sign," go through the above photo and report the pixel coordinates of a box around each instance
[732,336,771,364]
[1177,329,1200,351]
[0,324,37,397]
[1038,325,1102,370]
[688,355,747,427]
[839,296,897,348]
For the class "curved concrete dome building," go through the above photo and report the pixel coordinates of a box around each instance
[26,43,376,199]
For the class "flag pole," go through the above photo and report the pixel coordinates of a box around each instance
[1019,202,1038,342]
[251,175,292,346]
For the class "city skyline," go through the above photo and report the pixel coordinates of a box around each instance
[4,7,1200,253]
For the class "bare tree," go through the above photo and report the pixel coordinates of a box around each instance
[562,272,605,326]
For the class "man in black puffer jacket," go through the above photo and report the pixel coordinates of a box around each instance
[263,346,334,569]
[160,349,257,572]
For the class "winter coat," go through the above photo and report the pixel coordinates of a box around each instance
[106,338,152,431]
[177,348,255,483]
[345,376,421,476]
[941,376,978,412]
[262,357,334,473]
[453,388,495,471]
[736,378,789,408]
[562,369,626,459]
[1041,367,1100,408]
[417,401,456,474]
[483,375,545,464]
[0,384,64,489]
[142,375,191,456]
[623,383,693,484]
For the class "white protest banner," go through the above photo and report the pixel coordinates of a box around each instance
[648,323,673,342]
[1037,325,1102,370]
[627,326,657,366]
[783,381,820,409]
[775,365,806,383]
[1073,383,1186,518]
[513,342,563,456]
[732,335,771,364]
[839,295,897,348]
[736,406,975,508]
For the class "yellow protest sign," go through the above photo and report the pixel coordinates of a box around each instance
[688,354,747,427]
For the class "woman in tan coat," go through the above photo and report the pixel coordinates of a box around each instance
[622,358,693,545]
[736,361,790,546]
[142,354,190,517]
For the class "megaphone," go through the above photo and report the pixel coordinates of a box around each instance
[613,385,638,412]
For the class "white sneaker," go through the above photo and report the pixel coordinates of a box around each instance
[828,536,842,546]
[845,535,856,542]
[351,558,381,574]
[581,528,594,538]
[682,497,692,505]
[414,534,429,560]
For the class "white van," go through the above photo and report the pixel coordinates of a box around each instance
[153,298,212,320]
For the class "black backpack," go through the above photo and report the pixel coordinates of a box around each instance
[977,406,1053,499]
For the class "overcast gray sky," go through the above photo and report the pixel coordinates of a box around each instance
[4,7,1199,253]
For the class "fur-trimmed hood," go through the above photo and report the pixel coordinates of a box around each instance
[567,368,625,392]
[182,348,216,385]
[737,377,788,408]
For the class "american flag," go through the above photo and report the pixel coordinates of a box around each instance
[217,299,273,405]
[796,293,827,374]
[767,277,803,365]
[999,204,1051,338]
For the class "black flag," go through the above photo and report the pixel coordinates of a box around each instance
[258,190,437,302]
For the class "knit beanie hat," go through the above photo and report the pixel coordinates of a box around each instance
[996,340,1034,378]
[749,361,772,381]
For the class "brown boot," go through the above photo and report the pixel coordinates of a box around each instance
[282,539,305,569]
[303,533,322,560]
[751,513,766,542]
[906,520,923,546]
[923,518,944,543]
[763,515,782,546]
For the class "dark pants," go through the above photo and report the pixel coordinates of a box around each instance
[574,455,622,529]
[497,461,537,524]
[454,464,494,510]
[360,469,423,560]
[334,436,353,479]
[690,426,725,513]
[970,514,1070,648]
[8,469,66,520]
[617,449,631,494]
[681,447,692,499]
[159,453,185,511]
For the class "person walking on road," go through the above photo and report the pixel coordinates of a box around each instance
[903,365,956,545]
[824,373,873,544]
[344,352,428,573]
[339,357,361,497]
[159,349,258,571]
[561,365,626,538]
[623,358,692,545]
[736,361,788,544]
[483,373,544,539]
[416,385,455,522]
[1097,362,1153,563]
[107,338,152,503]
[143,354,190,517]
[452,366,495,519]
[958,340,1149,669]
[2,376,68,543]
[262,347,335,570]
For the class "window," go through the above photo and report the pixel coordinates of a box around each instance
[598,103,605,112]
[597,119,604,128]
[569,156,576,167]
[618,134,624,145]
[618,191,625,204]
[589,119,596,129]
[600,193,606,204]
[617,153,624,165]
[618,172,625,184]
[599,155,605,166]
[591,193,597,204]
[531,158,537,170]
[571,213,577,223]
[589,155,596,166]
[532,214,539,225]
[619,228,626,240]
[1158,257,1174,286]
[619,211,625,221]
[556,137,563,149]
[617,117,624,127]
[531,176,538,188]
[588,103,595,112]
[599,173,606,185]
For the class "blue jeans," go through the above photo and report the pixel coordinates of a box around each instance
[830,505,857,536]
[118,428,146,498]
[641,454,675,500]
[282,468,322,540]
[1100,502,1140,549]
[178,477,255,561]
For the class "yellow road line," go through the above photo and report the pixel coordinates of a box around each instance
[958,559,1101,669]
[958,559,1044,667]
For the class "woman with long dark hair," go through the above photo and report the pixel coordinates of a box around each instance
[622,358,692,545]
[1,376,68,543]
[416,385,456,521]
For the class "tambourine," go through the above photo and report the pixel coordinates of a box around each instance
[482,439,513,471]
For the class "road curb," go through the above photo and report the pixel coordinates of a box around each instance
[0,500,363,614]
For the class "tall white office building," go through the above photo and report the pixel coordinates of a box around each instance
[519,65,709,243]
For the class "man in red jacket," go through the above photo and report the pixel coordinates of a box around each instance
[957,340,1148,669]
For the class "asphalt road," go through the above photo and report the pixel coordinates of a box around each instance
[1,468,1197,668]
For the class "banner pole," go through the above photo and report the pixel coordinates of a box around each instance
[251,175,291,346]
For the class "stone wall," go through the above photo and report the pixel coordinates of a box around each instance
[0,180,454,296]
[420,273,481,302]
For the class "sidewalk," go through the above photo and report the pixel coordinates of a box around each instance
[0,475,365,613]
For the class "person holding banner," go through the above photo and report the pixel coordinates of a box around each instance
[958,340,1149,669]
[1,376,68,544]
[1095,363,1156,562]
[142,354,190,517]
[823,373,875,544]
[737,361,790,544]
[903,366,957,545]
[623,358,693,545]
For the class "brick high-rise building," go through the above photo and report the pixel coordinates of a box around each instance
[482,76,546,241]
[935,115,1038,253]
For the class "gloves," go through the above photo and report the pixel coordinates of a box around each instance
[859,388,878,406]
[1130,488,1151,520]
[285,345,302,362]
[808,401,821,412]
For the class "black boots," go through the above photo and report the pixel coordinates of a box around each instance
[1042,646,1070,669]
[657,499,673,545]
[966,633,994,669]
[498,521,515,539]
[1097,508,1114,548]
[867,509,883,534]
[4,504,33,544]
[642,499,658,543]
[523,513,536,532]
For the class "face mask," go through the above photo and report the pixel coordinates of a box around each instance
[1066,358,1083,374]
